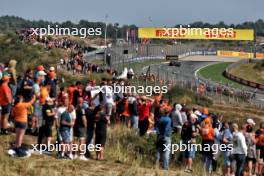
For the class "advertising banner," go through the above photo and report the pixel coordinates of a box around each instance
[217,50,254,58]
[138,28,254,41]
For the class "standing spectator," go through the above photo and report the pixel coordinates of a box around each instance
[59,105,75,159]
[138,96,153,136]
[12,95,35,157]
[200,118,215,174]
[85,105,95,159]
[0,75,13,134]
[156,108,172,170]
[101,81,114,121]
[255,121,264,175]
[31,71,45,133]
[120,94,130,126]
[230,123,247,176]
[57,87,68,106]
[42,98,56,146]
[55,98,68,158]
[244,119,257,176]
[20,69,34,102]
[181,113,199,173]
[8,59,17,98]
[222,122,233,176]
[171,103,183,133]
[72,81,83,107]
[48,67,57,99]
[73,97,88,160]
[68,84,76,105]
[128,94,138,130]
[95,105,108,160]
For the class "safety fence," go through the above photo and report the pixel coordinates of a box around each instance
[84,44,264,108]
[141,63,264,108]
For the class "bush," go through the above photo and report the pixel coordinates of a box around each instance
[164,85,213,107]
[0,32,62,74]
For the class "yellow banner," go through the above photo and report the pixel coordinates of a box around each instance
[256,52,264,59]
[217,50,254,59]
[138,28,254,41]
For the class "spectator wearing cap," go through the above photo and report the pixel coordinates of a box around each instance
[35,65,45,81]
[244,118,257,176]
[31,71,44,133]
[156,107,172,170]
[0,75,12,134]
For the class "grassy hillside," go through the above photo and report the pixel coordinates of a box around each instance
[229,62,264,84]
[0,32,62,73]
[1,103,264,176]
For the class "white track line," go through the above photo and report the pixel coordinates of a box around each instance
[194,62,219,78]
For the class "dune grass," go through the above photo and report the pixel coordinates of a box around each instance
[229,62,264,84]
[2,103,264,176]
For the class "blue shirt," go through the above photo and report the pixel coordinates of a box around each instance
[223,128,233,144]
[60,111,71,131]
[156,115,172,137]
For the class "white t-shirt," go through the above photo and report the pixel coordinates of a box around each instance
[232,131,247,155]
[56,106,76,121]
[102,86,114,105]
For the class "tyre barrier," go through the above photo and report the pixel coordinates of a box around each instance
[224,70,264,90]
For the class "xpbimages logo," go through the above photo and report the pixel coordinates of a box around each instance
[30,25,102,38]
[163,141,233,155]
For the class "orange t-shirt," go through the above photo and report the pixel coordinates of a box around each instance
[12,98,35,123]
[68,86,76,105]
[40,87,49,105]
[0,82,12,106]
[201,125,214,141]
[122,99,130,117]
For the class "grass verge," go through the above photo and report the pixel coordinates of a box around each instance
[197,62,249,89]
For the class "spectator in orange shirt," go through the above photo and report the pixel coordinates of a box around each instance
[0,75,13,135]
[12,95,35,157]
[68,84,76,105]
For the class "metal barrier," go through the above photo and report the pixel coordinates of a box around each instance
[85,44,264,108]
